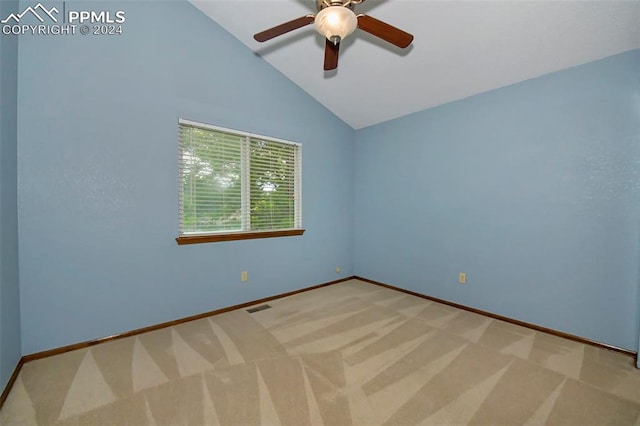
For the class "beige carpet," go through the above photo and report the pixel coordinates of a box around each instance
[2,279,640,425]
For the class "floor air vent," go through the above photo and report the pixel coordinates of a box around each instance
[246,304,271,313]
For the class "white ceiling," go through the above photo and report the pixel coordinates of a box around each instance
[190,1,640,129]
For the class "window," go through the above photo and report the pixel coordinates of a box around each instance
[176,119,303,245]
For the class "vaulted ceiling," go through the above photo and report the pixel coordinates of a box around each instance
[191,1,640,129]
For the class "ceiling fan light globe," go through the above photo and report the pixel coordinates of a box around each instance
[314,6,357,42]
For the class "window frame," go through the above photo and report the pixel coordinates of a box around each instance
[176,119,304,245]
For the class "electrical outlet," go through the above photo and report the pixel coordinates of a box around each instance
[241,271,248,282]
[336,266,341,273]
[459,272,466,284]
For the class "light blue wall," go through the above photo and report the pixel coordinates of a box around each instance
[0,0,22,388]
[354,50,640,351]
[635,53,640,365]
[17,1,354,354]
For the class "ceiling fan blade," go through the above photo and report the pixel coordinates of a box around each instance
[324,39,340,71]
[254,15,315,42]
[357,14,413,48]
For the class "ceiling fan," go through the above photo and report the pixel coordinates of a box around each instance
[253,0,414,71]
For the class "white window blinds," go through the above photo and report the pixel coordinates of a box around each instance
[178,119,302,236]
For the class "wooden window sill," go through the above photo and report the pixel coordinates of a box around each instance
[176,229,305,245]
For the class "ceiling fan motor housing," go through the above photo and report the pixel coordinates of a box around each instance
[316,0,362,11]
